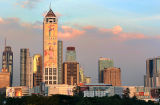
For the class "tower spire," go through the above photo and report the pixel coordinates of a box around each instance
[49,1,52,10]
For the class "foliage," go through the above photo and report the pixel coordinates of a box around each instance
[0,94,158,105]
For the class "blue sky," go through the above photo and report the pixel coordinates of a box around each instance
[1,0,160,86]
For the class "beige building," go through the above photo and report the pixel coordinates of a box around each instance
[63,62,79,85]
[47,84,75,96]
[0,68,10,88]
[103,67,121,86]
[6,86,29,97]
[84,77,91,84]
[43,8,58,85]
[79,67,85,83]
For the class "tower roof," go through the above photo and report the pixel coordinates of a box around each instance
[45,9,56,17]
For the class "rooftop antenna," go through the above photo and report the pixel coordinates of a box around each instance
[5,37,7,48]
[49,1,52,10]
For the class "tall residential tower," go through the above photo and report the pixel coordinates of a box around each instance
[2,45,13,86]
[58,40,63,84]
[20,48,33,88]
[43,8,58,85]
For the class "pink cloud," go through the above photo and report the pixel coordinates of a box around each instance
[58,26,85,39]
[99,25,122,34]
[113,33,148,41]
[83,26,96,30]
[112,25,123,34]
[0,17,4,23]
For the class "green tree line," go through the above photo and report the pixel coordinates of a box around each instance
[0,94,158,105]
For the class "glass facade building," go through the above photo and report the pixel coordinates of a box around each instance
[144,57,160,87]
[57,40,63,84]
[98,57,114,83]
[66,47,76,62]
[20,48,32,87]
[2,46,13,86]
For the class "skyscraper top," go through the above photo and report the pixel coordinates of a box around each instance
[99,57,112,61]
[67,47,75,51]
[45,9,56,17]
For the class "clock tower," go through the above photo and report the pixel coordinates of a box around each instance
[43,8,58,85]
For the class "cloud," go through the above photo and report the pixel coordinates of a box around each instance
[16,0,41,8]
[0,17,4,23]
[58,26,85,39]
[1,17,160,86]
[99,25,122,34]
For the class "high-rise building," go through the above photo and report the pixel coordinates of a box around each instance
[20,48,33,88]
[57,40,63,84]
[84,77,91,84]
[103,67,121,86]
[0,68,10,88]
[98,57,114,83]
[66,47,76,62]
[43,8,58,85]
[63,62,79,85]
[79,67,85,83]
[2,46,13,86]
[144,57,160,87]
[33,54,43,87]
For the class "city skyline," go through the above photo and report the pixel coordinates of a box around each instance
[1,1,160,86]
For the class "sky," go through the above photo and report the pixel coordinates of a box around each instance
[0,0,160,86]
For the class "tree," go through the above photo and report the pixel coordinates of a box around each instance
[123,88,130,99]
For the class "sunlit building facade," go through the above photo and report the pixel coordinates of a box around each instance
[33,54,43,87]
[103,67,121,86]
[98,57,114,83]
[43,8,58,85]
[63,62,79,85]
[0,68,10,88]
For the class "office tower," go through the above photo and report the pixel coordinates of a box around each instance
[79,67,85,83]
[103,67,121,86]
[2,45,13,86]
[66,47,76,62]
[20,48,33,88]
[33,54,43,87]
[98,57,114,83]
[43,8,58,85]
[58,40,63,84]
[27,56,33,88]
[144,57,160,87]
[0,68,10,88]
[63,62,79,85]
[84,77,91,84]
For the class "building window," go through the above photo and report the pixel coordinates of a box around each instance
[45,76,48,80]
[45,81,48,84]
[53,81,56,84]
[53,69,56,75]
[49,76,52,80]
[49,68,52,75]
[49,81,52,84]
[45,68,48,75]
[53,76,56,80]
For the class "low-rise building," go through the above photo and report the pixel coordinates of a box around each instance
[6,86,29,97]
[47,84,75,96]
[79,83,123,97]
[122,86,154,101]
